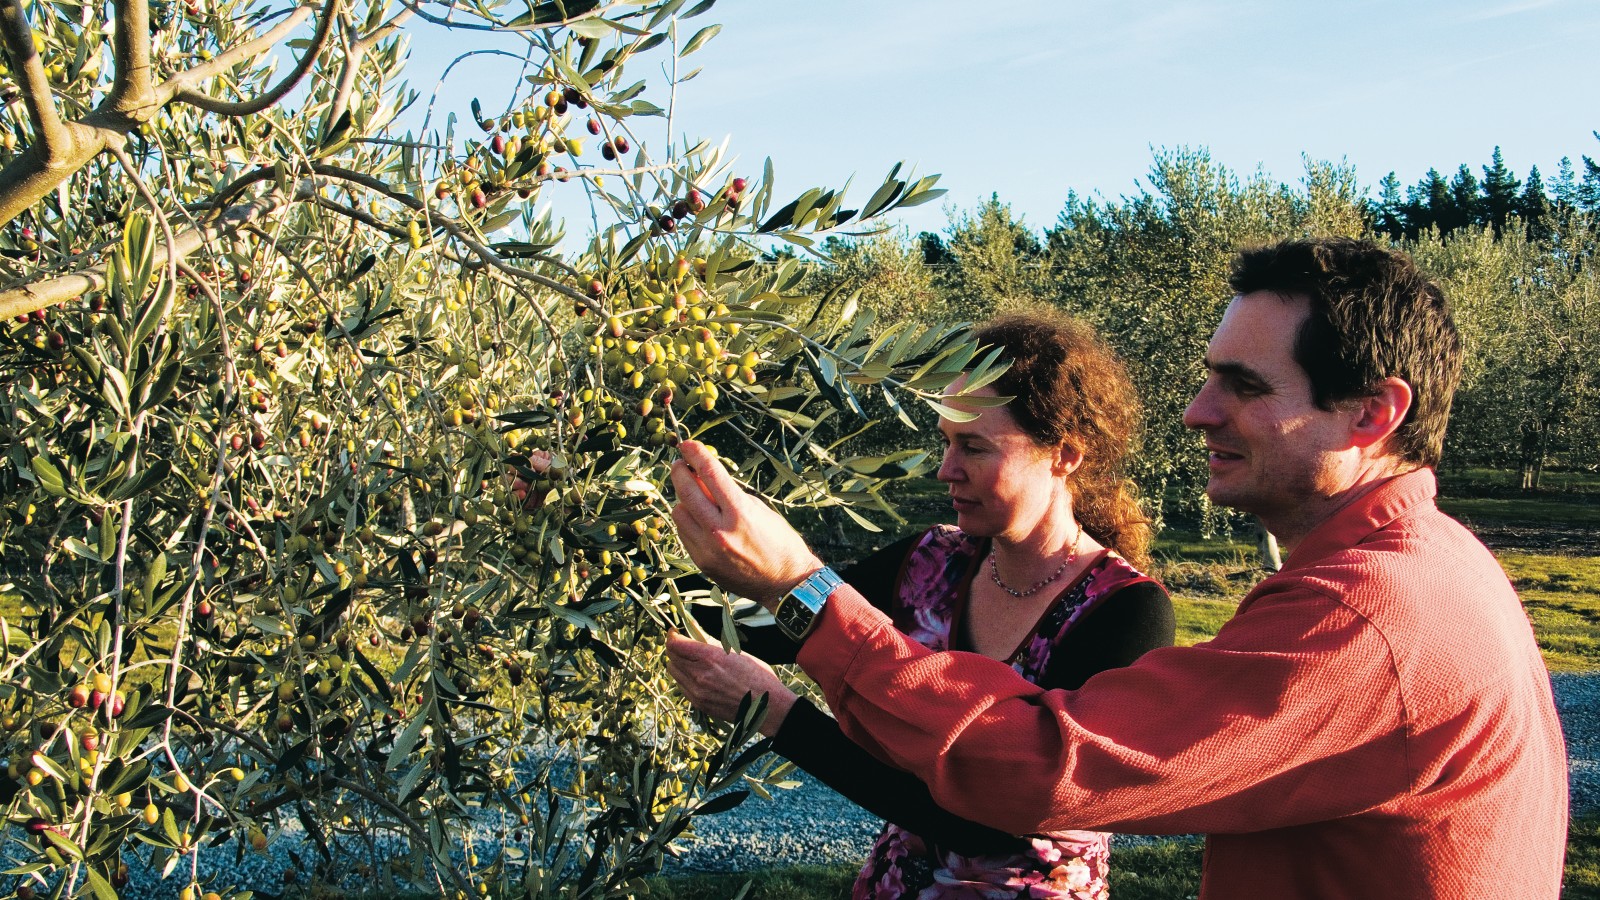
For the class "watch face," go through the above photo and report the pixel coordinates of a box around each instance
[776,568,835,640]
[777,601,810,633]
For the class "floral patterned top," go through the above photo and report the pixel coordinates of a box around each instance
[851,525,1158,900]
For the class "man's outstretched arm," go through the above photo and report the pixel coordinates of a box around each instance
[668,441,1409,836]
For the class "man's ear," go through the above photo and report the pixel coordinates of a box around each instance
[1350,377,1414,450]
[1053,442,1085,477]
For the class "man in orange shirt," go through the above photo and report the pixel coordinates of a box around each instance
[666,237,1569,899]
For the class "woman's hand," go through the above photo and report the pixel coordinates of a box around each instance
[664,631,796,737]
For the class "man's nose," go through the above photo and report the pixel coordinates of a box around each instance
[1183,382,1221,431]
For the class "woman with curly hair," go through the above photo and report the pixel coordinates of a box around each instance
[670,309,1174,899]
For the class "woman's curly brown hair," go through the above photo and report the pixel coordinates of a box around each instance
[973,311,1152,569]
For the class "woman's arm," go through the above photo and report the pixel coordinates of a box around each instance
[663,630,1018,853]
[772,698,1023,856]
[1047,581,1175,689]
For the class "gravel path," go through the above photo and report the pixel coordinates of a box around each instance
[1555,672,1600,817]
[109,672,1600,894]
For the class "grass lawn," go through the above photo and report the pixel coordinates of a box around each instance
[643,864,858,899]
[1569,816,1600,900]
[1148,539,1600,672]
[639,839,1211,899]
[282,819,1600,897]
[1501,552,1600,673]
[1147,528,1258,646]
[1439,467,1600,497]
[1441,495,1600,531]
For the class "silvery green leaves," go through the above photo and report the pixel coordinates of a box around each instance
[758,162,945,238]
[707,278,1008,506]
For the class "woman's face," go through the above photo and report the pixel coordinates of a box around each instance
[936,386,1065,541]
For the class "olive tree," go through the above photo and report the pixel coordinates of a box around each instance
[1412,215,1600,487]
[0,1,989,897]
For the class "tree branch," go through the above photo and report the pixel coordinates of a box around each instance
[0,3,317,227]
[0,0,72,164]
[0,185,300,318]
[328,7,412,130]
[149,4,316,110]
[105,0,154,114]
[172,0,342,117]
[391,0,623,34]
[0,119,112,226]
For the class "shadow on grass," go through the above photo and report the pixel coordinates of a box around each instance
[641,840,1210,899]
[641,864,856,899]
[1568,815,1600,899]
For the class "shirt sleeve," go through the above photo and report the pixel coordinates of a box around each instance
[768,580,1176,853]
[687,532,922,664]
[796,579,1412,836]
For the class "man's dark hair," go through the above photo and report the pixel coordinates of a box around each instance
[1229,237,1463,468]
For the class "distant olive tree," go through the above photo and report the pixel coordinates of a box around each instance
[1412,214,1600,488]
[931,195,1053,321]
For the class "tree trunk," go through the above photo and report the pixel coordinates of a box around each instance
[1532,422,1549,491]
[1256,520,1282,573]
[1520,422,1541,492]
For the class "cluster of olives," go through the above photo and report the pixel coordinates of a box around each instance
[428,81,620,216]
[8,306,64,355]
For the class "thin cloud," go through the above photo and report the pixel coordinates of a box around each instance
[1300,36,1562,120]
[1465,0,1559,21]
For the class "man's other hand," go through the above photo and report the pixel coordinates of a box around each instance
[669,440,822,609]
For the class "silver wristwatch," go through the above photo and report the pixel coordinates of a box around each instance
[773,567,842,642]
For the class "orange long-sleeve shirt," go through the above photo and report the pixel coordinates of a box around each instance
[798,469,1568,898]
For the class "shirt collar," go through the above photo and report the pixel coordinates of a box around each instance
[1282,468,1439,570]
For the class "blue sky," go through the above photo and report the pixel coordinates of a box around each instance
[406,0,1600,238]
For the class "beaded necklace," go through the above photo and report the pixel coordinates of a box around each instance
[987,520,1083,598]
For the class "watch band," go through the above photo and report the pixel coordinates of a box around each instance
[773,566,842,642]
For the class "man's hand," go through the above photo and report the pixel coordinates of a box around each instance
[670,441,822,609]
[508,449,555,506]
[664,631,796,737]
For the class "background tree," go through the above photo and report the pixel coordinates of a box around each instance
[1520,165,1553,242]
[1446,164,1482,232]
[1580,149,1600,212]
[1375,172,1407,239]
[811,231,941,327]
[1481,147,1521,237]
[1552,157,1580,211]
[1414,214,1600,489]
[0,2,982,897]
[1410,167,1453,236]
[930,194,1052,321]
